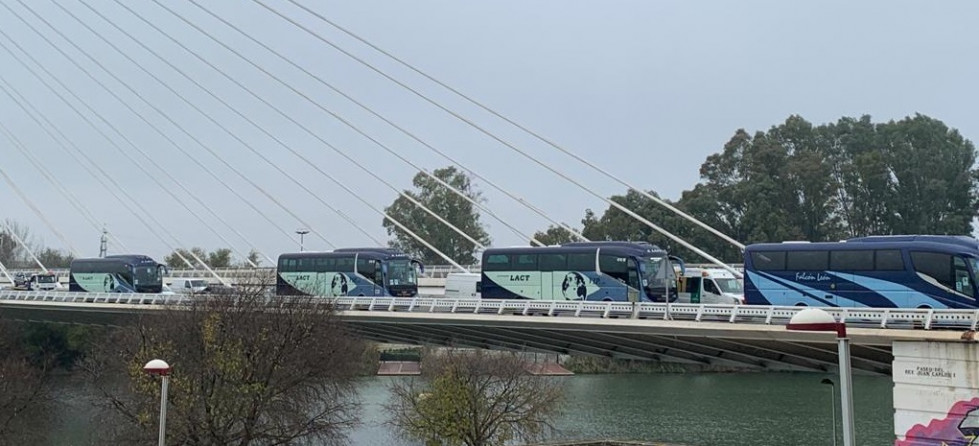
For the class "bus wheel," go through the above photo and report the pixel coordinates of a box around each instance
[917,305,931,309]
[795,303,808,307]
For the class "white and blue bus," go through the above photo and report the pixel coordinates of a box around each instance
[276,248,423,297]
[69,255,168,293]
[480,241,683,302]
[744,235,979,309]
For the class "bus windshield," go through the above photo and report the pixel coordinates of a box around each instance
[715,278,743,294]
[134,264,161,285]
[642,257,674,290]
[386,259,417,286]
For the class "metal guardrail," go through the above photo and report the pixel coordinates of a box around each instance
[2,290,976,330]
[335,297,978,330]
[0,290,188,305]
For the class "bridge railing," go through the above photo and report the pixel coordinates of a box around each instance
[332,297,979,331]
[2,290,977,330]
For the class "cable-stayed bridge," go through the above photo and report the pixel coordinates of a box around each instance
[2,289,976,377]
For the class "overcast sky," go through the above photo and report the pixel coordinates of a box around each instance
[1,0,977,264]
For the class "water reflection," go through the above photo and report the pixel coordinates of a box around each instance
[53,373,893,446]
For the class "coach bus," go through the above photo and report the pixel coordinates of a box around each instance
[276,248,423,297]
[69,255,168,293]
[480,241,682,302]
[744,235,979,309]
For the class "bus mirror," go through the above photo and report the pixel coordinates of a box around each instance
[412,260,424,274]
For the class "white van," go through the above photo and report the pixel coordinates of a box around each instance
[168,278,209,295]
[677,268,744,304]
[444,273,481,299]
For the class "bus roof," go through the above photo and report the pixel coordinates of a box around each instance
[76,255,160,264]
[278,249,412,261]
[486,241,667,257]
[846,235,979,250]
[746,238,979,256]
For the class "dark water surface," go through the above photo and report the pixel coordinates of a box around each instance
[55,373,893,445]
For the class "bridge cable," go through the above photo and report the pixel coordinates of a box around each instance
[255,0,740,275]
[33,0,375,253]
[1,2,252,279]
[72,0,478,265]
[0,259,14,284]
[0,76,171,263]
[162,0,563,248]
[96,0,488,254]
[0,115,131,254]
[12,0,465,271]
[0,27,202,273]
[0,219,47,272]
[4,0,327,261]
[177,0,587,245]
[285,0,744,251]
[3,2,268,270]
[0,128,81,257]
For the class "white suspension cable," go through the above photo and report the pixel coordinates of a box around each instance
[0,115,130,253]
[52,0,372,251]
[0,30,200,272]
[288,0,744,251]
[78,0,476,266]
[190,0,588,244]
[164,0,545,247]
[101,0,488,254]
[7,0,260,277]
[9,0,319,261]
[0,219,46,271]
[257,0,740,274]
[0,259,14,284]
[0,128,80,257]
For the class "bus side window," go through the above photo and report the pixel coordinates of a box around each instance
[954,257,974,298]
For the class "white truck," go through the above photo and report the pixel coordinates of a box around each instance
[17,272,59,291]
[676,267,744,305]
[443,273,481,299]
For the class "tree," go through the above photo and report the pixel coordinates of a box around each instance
[530,225,580,246]
[686,114,978,246]
[238,249,262,267]
[207,248,232,268]
[0,320,54,444]
[81,284,369,445]
[383,167,491,265]
[164,247,233,268]
[0,220,34,268]
[36,248,73,269]
[387,349,563,446]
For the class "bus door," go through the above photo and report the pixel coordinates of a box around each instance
[541,270,554,300]
[627,258,641,303]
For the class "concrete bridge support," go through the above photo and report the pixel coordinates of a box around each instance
[893,338,979,445]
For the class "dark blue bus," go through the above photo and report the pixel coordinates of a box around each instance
[744,235,979,308]
[276,248,423,297]
[69,255,168,293]
[480,241,682,302]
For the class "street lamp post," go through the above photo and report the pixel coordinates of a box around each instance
[787,309,854,446]
[296,229,309,252]
[143,359,171,446]
[821,378,838,446]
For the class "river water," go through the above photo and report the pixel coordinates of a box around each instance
[55,373,894,445]
[349,373,893,446]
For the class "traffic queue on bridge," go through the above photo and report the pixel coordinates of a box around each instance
[10,235,979,310]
